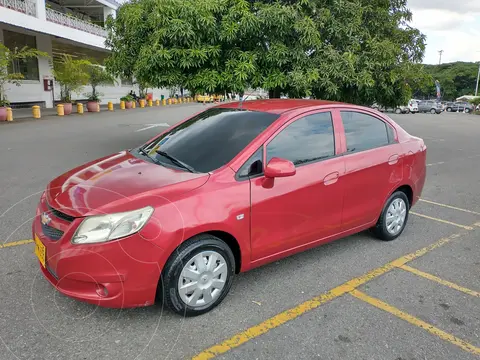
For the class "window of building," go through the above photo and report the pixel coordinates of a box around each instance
[340,111,390,153]
[3,30,40,81]
[266,112,335,166]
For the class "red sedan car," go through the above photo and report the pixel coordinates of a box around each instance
[33,99,426,316]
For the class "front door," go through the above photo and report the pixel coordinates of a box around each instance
[250,111,345,262]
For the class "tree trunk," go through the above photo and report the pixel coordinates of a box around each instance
[268,88,281,98]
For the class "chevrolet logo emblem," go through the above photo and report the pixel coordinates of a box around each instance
[41,212,51,226]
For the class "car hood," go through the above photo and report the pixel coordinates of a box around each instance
[46,150,209,217]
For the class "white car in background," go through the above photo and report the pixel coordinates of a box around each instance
[408,100,419,113]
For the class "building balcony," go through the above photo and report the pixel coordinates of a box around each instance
[45,7,107,37]
[0,0,36,17]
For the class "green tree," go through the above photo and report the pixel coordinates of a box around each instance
[105,0,426,106]
[52,54,91,103]
[413,62,479,101]
[469,97,480,113]
[84,63,116,102]
[0,42,48,107]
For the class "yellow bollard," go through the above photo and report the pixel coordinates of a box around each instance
[162,99,166,106]
[120,100,125,110]
[32,105,41,119]
[108,102,113,111]
[97,103,100,112]
[57,104,64,116]
[155,99,160,106]
[168,98,172,105]
[6,107,13,121]
[140,99,145,108]
[148,99,153,107]
[77,103,84,114]
[132,101,136,109]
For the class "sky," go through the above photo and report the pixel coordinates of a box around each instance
[408,0,480,64]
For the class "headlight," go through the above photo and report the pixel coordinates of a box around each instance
[72,206,154,244]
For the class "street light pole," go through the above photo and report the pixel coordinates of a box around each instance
[475,62,480,97]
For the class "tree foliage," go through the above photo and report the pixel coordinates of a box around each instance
[0,42,48,106]
[413,62,480,101]
[84,63,116,101]
[106,0,426,106]
[52,54,91,102]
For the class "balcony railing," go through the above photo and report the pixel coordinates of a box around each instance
[46,8,107,37]
[0,0,36,16]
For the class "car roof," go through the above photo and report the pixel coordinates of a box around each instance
[216,99,343,114]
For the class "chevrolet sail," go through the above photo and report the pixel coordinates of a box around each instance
[33,99,426,316]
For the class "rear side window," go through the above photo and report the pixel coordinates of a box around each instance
[141,108,279,173]
[340,111,390,153]
[266,112,335,166]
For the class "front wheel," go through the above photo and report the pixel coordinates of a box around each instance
[371,191,409,241]
[446,107,452,112]
[160,235,235,316]
[395,108,402,114]
[430,109,436,114]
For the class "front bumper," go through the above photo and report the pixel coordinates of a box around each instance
[33,197,165,308]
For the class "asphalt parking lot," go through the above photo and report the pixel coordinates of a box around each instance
[0,107,479,360]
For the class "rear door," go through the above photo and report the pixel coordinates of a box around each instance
[338,110,404,230]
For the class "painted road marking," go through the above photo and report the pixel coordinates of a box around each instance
[135,123,170,132]
[410,211,473,230]
[0,239,33,249]
[399,264,480,297]
[426,161,445,167]
[192,229,473,360]
[350,290,480,356]
[419,199,480,215]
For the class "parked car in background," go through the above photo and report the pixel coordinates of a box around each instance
[371,103,409,114]
[445,102,474,113]
[408,100,418,113]
[33,99,426,316]
[417,100,442,114]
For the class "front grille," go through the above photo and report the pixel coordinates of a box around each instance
[47,203,75,223]
[41,223,64,241]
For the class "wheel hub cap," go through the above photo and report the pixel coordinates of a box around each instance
[386,198,407,235]
[178,251,227,308]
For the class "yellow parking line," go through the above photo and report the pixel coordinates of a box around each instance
[192,230,472,359]
[399,264,480,297]
[0,239,33,249]
[419,199,480,215]
[410,211,473,230]
[350,290,480,356]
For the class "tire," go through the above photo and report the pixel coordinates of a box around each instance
[446,107,452,112]
[430,109,436,114]
[371,191,409,241]
[159,234,235,316]
[465,109,471,113]
[395,108,402,114]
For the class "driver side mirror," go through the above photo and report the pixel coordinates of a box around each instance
[264,157,296,178]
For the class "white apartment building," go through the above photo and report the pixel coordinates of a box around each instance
[0,0,170,108]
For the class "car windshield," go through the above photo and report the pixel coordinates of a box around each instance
[137,108,279,173]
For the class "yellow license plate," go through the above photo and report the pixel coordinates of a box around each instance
[34,235,46,268]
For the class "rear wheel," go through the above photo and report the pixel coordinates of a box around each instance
[160,235,235,316]
[371,191,409,241]
[395,108,402,114]
[430,109,436,114]
[446,107,452,112]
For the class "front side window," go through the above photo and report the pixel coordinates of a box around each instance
[139,108,279,173]
[266,112,335,166]
[340,111,390,153]
[237,148,263,179]
[3,30,39,81]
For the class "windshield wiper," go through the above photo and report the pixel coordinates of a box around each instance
[137,147,159,164]
[156,150,196,173]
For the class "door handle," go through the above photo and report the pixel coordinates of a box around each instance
[323,171,339,186]
[388,154,399,165]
